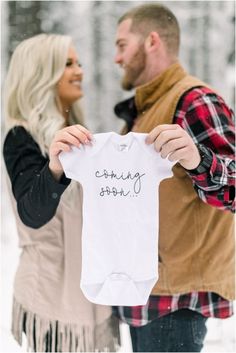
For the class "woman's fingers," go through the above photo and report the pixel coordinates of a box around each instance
[54,125,93,147]
[75,124,93,140]
[49,125,93,164]
[50,141,71,156]
[67,124,93,144]
[49,125,94,180]
[58,131,83,148]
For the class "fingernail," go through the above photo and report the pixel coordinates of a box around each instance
[85,139,93,146]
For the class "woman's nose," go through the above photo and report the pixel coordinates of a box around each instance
[74,64,83,76]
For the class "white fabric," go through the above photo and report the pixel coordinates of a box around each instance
[59,132,174,305]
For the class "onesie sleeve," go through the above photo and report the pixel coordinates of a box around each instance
[139,136,176,180]
[59,146,87,182]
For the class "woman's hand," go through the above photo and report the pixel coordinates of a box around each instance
[49,124,93,181]
[146,124,201,170]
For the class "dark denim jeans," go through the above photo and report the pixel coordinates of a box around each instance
[129,309,208,352]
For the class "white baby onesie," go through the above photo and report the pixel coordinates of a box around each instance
[59,132,174,306]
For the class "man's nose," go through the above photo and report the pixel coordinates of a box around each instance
[114,52,122,64]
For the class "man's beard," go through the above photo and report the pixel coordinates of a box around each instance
[121,44,146,91]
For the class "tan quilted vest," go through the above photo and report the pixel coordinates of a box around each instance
[126,62,235,300]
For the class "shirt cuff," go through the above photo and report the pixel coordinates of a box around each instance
[187,144,213,175]
[43,162,71,194]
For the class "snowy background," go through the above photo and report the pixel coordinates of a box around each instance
[1,0,235,352]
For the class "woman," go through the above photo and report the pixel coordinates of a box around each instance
[3,33,120,352]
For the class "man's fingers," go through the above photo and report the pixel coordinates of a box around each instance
[145,124,179,144]
[160,137,187,158]
[154,130,184,152]
[167,147,188,162]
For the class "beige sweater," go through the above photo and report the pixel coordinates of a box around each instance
[8,180,120,352]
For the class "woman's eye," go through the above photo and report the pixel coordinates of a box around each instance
[66,61,82,67]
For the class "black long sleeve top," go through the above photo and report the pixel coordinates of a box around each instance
[3,126,71,229]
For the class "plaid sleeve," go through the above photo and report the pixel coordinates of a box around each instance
[175,87,235,212]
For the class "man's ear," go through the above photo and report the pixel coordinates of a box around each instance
[145,32,161,52]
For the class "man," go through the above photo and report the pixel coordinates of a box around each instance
[113,3,235,352]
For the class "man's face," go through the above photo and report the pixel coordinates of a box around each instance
[115,19,147,90]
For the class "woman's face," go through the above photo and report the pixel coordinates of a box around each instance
[57,46,83,108]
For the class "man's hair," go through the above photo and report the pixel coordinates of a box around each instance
[118,3,180,56]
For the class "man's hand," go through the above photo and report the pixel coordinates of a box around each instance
[146,124,201,170]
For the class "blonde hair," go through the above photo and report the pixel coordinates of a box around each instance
[4,33,84,156]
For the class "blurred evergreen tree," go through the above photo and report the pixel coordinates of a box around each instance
[6,1,69,62]
[7,1,43,58]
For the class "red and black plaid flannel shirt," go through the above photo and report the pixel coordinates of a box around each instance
[113,87,235,327]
